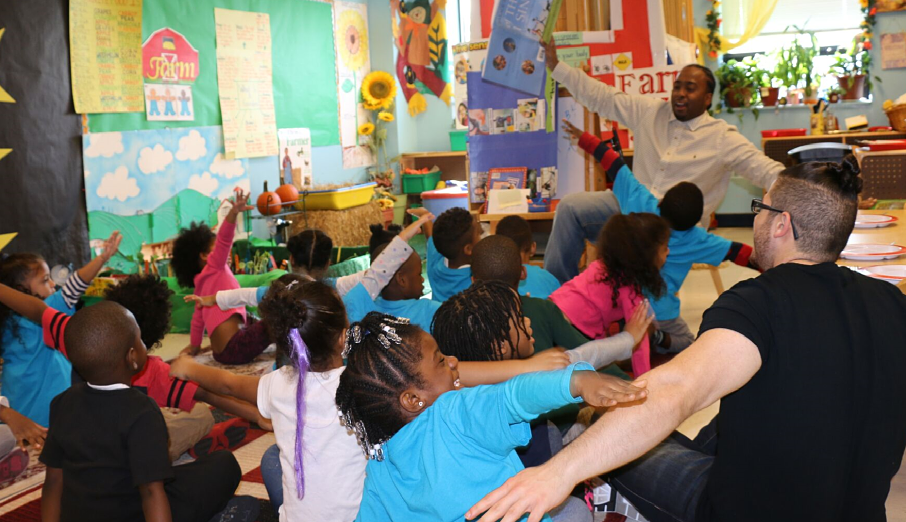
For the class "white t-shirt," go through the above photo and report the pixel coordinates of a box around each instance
[258,365,366,522]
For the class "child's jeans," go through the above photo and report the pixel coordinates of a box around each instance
[260,444,284,511]
[168,450,242,522]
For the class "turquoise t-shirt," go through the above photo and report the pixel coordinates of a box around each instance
[342,283,377,325]
[372,297,441,334]
[613,164,731,321]
[355,362,591,522]
[1,290,74,426]
[518,264,561,299]
[426,237,472,303]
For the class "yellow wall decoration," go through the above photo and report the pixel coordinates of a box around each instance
[0,233,17,253]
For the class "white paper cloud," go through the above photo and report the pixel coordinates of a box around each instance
[209,153,245,179]
[84,132,124,158]
[176,130,207,161]
[97,166,140,202]
[188,172,219,196]
[138,144,173,174]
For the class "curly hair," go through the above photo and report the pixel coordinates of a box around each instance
[335,312,426,461]
[0,253,44,348]
[495,215,533,253]
[368,223,403,258]
[432,207,475,260]
[103,275,174,350]
[171,222,216,288]
[597,213,670,308]
[257,276,348,499]
[286,229,333,274]
[431,280,529,362]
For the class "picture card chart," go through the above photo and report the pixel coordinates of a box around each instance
[69,0,144,113]
[214,8,278,158]
[334,1,374,168]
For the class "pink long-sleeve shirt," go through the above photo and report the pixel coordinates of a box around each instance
[549,260,650,376]
[189,220,245,347]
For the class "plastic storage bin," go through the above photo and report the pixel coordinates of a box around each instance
[421,187,469,218]
[296,182,377,211]
[402,170,442,194]
[449,130,467,151]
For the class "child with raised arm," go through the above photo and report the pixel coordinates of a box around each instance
[172,190,267,364]
[417,206,482,302]
[0,231,121,426]
[336,312,648,522]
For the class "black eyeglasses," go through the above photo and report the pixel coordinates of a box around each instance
[752,199,799,240]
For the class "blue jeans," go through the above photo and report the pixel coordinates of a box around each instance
[545,191,621,283]
[261,444,283,511]
[608,417,718,522]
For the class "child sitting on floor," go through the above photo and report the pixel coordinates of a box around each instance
[417,206,482,302]
[495,215,561,299]
[563,120,758,353]
[0,231,121,427]
[335,312,648,522]
[468,235,591,352]
[550,213,669,376]
[40,301,251,522]
[172,190,268,364]
[345,224,440,332]
[0,396,44,484]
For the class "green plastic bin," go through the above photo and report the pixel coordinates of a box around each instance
[402,170,442,194]
[449,130,467,152]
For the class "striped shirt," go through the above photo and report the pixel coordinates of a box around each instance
[552,62,784,226]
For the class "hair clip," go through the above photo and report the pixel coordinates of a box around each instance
[380,324,402,345]
[285,280,299,290]
[376,334,391,350]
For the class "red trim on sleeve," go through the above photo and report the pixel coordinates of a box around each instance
[42,307,69,358]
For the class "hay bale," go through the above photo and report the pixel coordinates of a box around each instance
[287,201,384,246]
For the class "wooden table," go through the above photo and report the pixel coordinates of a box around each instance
[836,209,906,269]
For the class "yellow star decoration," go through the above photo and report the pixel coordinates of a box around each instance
[0,29,15,104]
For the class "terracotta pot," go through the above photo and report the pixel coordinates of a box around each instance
[382,208,394,228]
[760,87,780,107]
[837,74,866,100]
[725,86,752,108]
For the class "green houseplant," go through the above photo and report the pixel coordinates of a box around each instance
[714,58,763,121]
[775,26,821,104]
[830,41,879,100]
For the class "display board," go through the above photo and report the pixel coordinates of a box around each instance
[88,0,340,148]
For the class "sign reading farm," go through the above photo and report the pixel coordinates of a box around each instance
[142,28,200,84]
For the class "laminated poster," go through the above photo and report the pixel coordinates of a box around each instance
[481,0,553,95]
[69,0,144,113]
[142,28,199,121]
[214,8,278,158]
[334,1,375,167]
[277,128,314,188]
[452,40,489,130]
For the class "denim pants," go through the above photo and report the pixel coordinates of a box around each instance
[260,444,284,511]
[545,191,621,283]
[608,416,719,522]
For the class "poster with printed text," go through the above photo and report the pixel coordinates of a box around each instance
[452,40,489,130]
[69,0,144,113]
[214,8,278,158]
[334,1,375,167]
[142,28,199,121]
[277,128,314,188]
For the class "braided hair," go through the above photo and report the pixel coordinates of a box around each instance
[257,276,347,499]
[597,213,670,308]
[335,312,426,461]
[0,253,45,348]
[431,280,529,362]
[286,229,333,275]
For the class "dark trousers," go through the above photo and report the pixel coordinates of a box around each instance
[213,317,270,365]
[167,451,241,522]
[608,416,719,522]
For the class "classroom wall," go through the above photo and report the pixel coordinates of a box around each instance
[694,0,906,213]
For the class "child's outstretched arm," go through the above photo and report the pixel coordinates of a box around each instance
[0,283,48,323]
[185,287,262,311]
[41,467,63,522]
[194,387,272,431]
[567,301,653,369]
[76,231,122,285]
[169,355,260,406]
[408,207,433,238]
[724,242,760,271]
[138,481,172,522]
[458,349,571,387]
[208,190,253,269]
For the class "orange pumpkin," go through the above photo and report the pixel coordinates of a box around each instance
[275,183,300,210]
[256,181,282,215]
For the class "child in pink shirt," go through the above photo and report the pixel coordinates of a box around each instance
[550,213,670,376]
[172,191,264,364]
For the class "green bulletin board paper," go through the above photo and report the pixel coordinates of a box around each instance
[88,0,340,148]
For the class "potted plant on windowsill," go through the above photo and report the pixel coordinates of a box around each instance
[718,59,756,109]
[830,41,878,100]
[776,26,821,105]
[751,57,780,107]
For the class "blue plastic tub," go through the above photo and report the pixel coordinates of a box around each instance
[421,187,469,218]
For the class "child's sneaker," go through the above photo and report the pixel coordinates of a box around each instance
[207,495,260,522]
[0,448,29,485]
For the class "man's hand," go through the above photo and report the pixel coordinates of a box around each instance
[542,37,559,71]
[184,294,217,309]
[525,348,570,373]
[0,407,47,451]
[570,371,648,408]
[466,463,571,522]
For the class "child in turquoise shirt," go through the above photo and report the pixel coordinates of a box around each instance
[335,312,648,522]
[418,207,481,302]
[495,215,561,299]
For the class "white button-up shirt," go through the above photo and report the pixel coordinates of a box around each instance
[552,62,784,224]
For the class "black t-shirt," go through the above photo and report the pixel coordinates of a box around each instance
[696,263,906,522]
[40,383,173,522]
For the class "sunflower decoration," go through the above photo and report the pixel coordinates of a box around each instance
[362,71,397,109]
[358,123,375,136]
[337,9,369,72]
[358,71,398,184]
[378,112,394,122]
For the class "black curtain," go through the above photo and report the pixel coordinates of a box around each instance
[0,0,88,266]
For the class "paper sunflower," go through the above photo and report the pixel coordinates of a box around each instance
[363,99,383,111]
[338,9,369,72]
[378,112,394,122]
[362,71,397,109]
[358,123,375,136]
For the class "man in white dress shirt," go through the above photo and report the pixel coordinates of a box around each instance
[542,38,784,285]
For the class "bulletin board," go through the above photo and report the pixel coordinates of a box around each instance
[88,0,341,148]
